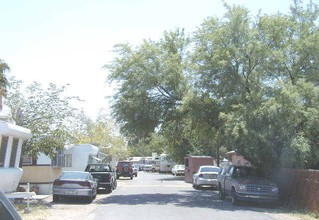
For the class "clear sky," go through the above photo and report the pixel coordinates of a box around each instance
[0,0,299,119]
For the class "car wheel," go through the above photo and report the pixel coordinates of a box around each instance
[135,173,137,177]
[106,185,113,194]
[87,193,93,203]
[218,185,225,200]
[113,180,117,190]
[53,195,59,202]
[231,188,238,205]
[152,168,156,172]
[123,166,129,172]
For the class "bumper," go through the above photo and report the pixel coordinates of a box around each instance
[53,188,93,197]
[236,193,279,203]
[117,172,132,177]
[98,182,111,188]
[197,178,218,187]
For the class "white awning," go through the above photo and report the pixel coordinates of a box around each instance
[90,156,101,162]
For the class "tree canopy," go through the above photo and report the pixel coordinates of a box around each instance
[106,0,319,171]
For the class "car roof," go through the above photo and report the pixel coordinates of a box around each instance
[199,165,219,168]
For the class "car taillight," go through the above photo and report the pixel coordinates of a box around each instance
[53,180,64,186]
[78,181,91,188]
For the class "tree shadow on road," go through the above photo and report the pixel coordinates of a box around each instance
[95,189,278,213]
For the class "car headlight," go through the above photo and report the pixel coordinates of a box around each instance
[272,187,279,193]
[239,185,246,191]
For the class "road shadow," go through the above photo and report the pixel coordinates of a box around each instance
[158,176,185,181]
[96,189,278,213]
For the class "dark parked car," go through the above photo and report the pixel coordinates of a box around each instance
[116,161,134,179]
[217,165,279,205]
[85,163,117,193]
[52,171,98,203]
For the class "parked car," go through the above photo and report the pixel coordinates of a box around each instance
[217,165,279,205]
[143,164,153,172]
[52,171,98,203]
[132,164,138,177]
[116,161,134,179]
[171,164,185,176]
[193,165,220,189]
[85,163,117,193]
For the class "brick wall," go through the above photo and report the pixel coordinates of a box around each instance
[275,169,319,214]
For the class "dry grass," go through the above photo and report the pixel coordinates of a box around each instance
[14,201,51,220]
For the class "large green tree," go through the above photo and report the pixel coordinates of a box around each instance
[5,77,81,160]
[106,29,190,145]
[105,1,319,171]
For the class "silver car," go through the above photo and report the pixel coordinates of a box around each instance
[171,164,185,176]
[132,164,138,177]
[193,166,220,189]
[52,171,97,203]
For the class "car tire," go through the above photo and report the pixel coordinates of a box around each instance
[123,166,129,173]
[87,193,93,203]
[231,188,238,205]
[106,185,113,194]
[53,195,59,202]
[113,180,117,189]
[218,185,225,200]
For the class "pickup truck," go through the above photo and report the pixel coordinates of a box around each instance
[217,165,279,205]
[85,163,117,193]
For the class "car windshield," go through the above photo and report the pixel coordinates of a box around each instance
[86,164,110,172]
[118,162,130,166]
[60,172,89,180]
[200,167,220,172]
[233,167,261,179]
[175,165,184,169]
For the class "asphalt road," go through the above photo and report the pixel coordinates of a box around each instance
[46,172,295,220]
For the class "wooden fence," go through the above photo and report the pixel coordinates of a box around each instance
[274,169,319,214]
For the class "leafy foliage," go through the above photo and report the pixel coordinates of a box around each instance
[5,77,81,159]
[106,1,319,172]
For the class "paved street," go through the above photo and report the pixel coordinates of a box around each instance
[45,172,295,220]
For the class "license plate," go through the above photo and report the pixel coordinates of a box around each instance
[66,190,76,195]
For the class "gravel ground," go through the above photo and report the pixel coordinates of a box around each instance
[15,195,316,220]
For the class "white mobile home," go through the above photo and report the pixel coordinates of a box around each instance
[159,153,175,173]
[62,144,102,171]
[0,122,32,193]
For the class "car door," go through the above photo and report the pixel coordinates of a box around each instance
[224,166,234,195]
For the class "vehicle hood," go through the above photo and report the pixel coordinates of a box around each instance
[236,178,277,186]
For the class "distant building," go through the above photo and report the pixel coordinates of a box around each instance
[20,144,117,194]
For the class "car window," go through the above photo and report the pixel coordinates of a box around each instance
[60,172,88,180]
[200,167,220,172]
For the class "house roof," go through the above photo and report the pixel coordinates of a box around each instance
[64,144,99,154]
